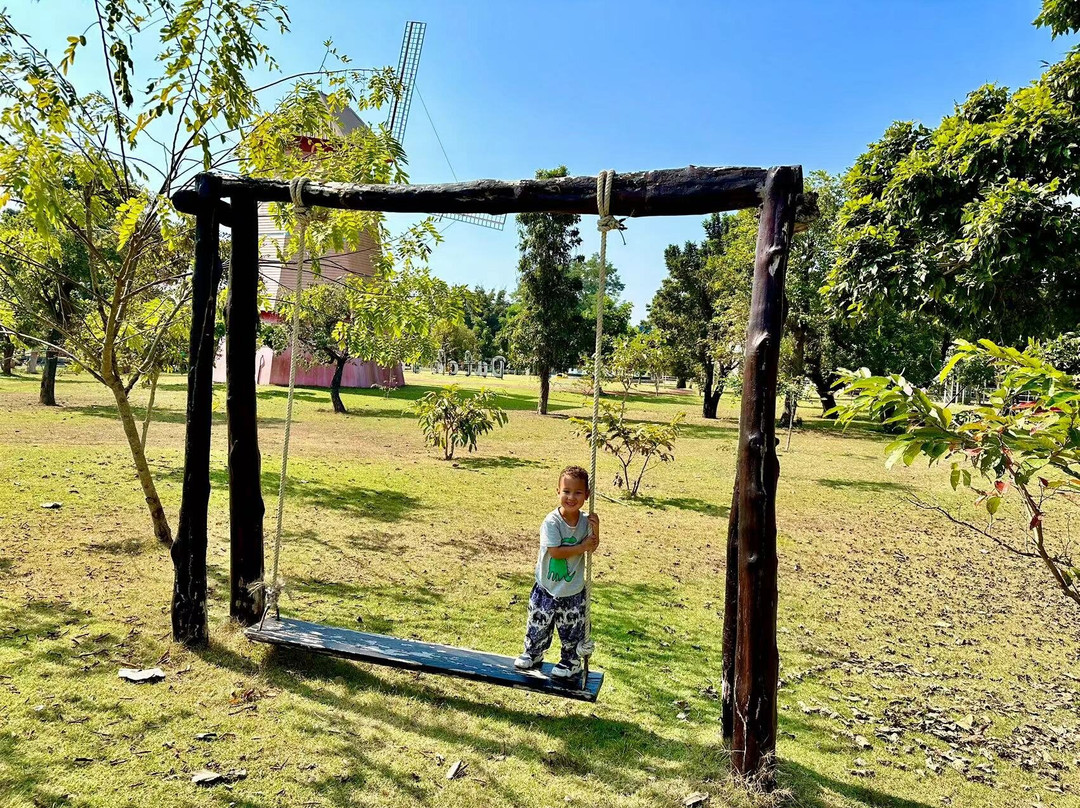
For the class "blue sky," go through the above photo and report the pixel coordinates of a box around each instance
[17,1,1077,321]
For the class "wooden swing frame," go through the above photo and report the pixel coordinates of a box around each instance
[169,165,805,775]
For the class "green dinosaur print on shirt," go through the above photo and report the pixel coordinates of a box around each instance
[547,556,577,583]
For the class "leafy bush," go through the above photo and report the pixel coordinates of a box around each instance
[571,401,684,497]
[836,340,1080,608]
[413,386,508,460]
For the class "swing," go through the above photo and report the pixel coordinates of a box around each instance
[244,173,625,703]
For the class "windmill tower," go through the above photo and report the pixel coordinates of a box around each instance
[388,22,506,231]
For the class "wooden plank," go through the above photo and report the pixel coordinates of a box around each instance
[246,617,605,702]
[171,174,224,647]
[175,166,773,218]
[732,165,801,782]
[226,193,265,625]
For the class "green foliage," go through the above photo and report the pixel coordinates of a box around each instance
[413,385,508,460]
[826,14,1080,344]
[572,252,633,348]
[571,401,684,497]
[836,339,1080,607]
[650,209,756,415]
[1039,331,1080,375]
[507,167,589,410]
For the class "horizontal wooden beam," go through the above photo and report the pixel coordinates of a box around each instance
[172,190,233,226]
[173,166,786,218]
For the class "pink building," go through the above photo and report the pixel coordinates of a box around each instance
[212,107,404,390]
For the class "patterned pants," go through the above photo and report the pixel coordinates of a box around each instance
[522,583,587,663]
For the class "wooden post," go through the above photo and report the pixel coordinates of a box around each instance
[721,474,740,741]
[227,193,265,625]
[732,166,800,782]
[171,174,223,646]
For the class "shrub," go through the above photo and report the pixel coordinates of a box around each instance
[836,340,1080,609]
[571,401,684,497]
[413,385,508,460]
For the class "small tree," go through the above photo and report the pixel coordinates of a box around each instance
[836,340,1080,608]
[571,401,684,497]
[608,333,646,413]
[414,386,508,460]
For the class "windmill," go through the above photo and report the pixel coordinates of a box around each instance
[387,21,506,231]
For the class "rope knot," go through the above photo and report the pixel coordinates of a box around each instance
[596,170,627,242]
[289,176,312,223]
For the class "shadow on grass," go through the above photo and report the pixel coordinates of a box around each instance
[258,382,575,414]
[70,403,287,427]
[816,478,913,494]
[188,577,938,808]
[453,455,544,471]
[796,416,896,442]
[635,495,730,518]
[164,466,423,523]
[617,415,739,441]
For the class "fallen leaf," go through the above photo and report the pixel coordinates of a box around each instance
[684,793,710,808]
[118,668,165,684]
[447,760,467,780]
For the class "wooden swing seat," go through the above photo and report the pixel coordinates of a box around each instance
[246,616,605,702]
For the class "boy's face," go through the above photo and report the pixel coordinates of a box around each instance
[557,474,589,515]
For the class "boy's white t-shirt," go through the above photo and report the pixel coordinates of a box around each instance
[535,508,590,598]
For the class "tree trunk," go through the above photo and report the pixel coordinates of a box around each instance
[676,376,688,389]
[732,166,799,785]
[39,346,59,406]
[538,365,551,415]
[109,377,172,545]
[1,335,13,375]
[702,361,721,419]
[330,355,348,414]
[807,365,837,418]
[140,368,160,452]
[721,474,740,741]
[785,395,797,451]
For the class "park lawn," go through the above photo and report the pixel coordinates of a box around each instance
[1,369,1079,808]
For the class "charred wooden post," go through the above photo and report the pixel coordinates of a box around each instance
[227,193,265,625]
[171,174,224,646]
[180,166,771,218]
[721,474,740,741]
[732,166,801,781]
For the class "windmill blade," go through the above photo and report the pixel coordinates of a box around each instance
[389,21,505,231]
[439,212,507,230]
[387,21,425,144]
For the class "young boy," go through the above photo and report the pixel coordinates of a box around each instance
[514,465,600,679]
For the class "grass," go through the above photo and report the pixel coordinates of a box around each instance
[1,368,1079,807]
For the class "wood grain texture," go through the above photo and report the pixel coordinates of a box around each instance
[246,617,605,702]
[174,166,775,218]
[226,193,265,626]
[732,165,801,782]
[171,174,223,646]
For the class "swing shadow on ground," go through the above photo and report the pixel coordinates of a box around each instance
[195,576,935,808]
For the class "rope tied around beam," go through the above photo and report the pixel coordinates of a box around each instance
[580,169,626,675]
[262,177,312,625]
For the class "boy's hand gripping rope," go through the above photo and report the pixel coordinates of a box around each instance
[580,169,626,680]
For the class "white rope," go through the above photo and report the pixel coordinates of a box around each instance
[580,169,625,663]
[263,177,311,622]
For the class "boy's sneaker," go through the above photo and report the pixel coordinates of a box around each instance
[550,659,583,679]
[513,653,543,671]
